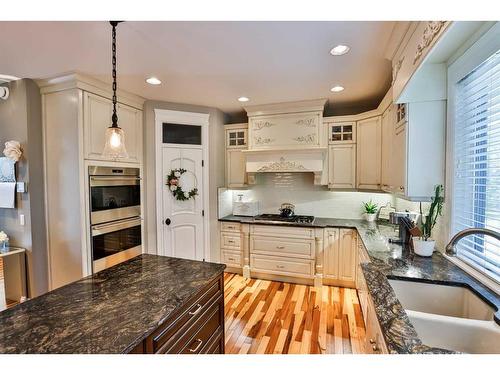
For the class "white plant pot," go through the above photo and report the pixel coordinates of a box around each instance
[413,238,435,257]
[365,213,377,222]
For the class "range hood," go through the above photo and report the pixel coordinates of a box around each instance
[243,99,328,185]
[243,147,327,185]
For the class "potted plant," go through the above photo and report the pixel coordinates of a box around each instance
[413,185,444,257]
[362,200,378,222]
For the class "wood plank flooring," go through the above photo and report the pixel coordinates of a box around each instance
[223,272,366,354]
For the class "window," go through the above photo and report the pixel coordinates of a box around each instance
[452,48,500,282]
[163,123,201,145]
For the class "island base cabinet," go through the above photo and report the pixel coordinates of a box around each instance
[131,275,225,354]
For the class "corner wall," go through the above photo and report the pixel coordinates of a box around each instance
[143,100,225,262]
[0,79,47,297]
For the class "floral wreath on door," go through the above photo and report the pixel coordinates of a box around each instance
[166,168,198,201]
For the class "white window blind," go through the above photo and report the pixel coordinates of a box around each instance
[453,48,500,282]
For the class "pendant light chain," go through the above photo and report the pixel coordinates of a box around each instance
[111,21,118,128]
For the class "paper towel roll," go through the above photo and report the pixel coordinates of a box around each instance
[0,182,16,208]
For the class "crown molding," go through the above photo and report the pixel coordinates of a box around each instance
[36,71,145,110]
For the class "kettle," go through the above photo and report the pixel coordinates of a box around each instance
[279,203,295,218]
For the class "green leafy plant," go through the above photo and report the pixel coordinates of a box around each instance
[419,184,444,241]
[362,200,378,214]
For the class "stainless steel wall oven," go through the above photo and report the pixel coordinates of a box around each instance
[88,166,142,272]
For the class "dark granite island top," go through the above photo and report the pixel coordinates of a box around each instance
[0,254,226,354]
[219,215,500,354]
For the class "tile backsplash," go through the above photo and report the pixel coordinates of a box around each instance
[220,173,393,219]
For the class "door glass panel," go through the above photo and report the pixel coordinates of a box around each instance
[163,123,202,145]
[332,134,342,141]
[343,133,352,141]
[332,126,342,133]
[229,132,236,138]
[344,125,352,132]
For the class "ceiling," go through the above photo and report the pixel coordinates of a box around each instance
[0,21,397,116]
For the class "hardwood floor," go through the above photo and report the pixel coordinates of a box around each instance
[223,272,366,354]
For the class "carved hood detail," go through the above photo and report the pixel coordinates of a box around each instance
[242,99,328,185]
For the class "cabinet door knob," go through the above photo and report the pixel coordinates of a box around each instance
[372,345,379,352]
[165,218,171,225]
[369,339,376,344]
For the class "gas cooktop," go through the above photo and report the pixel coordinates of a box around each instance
[253,214,315,224]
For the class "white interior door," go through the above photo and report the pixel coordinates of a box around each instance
[161,147,204,260]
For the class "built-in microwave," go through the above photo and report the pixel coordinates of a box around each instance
[91,216,142,273]
[89,166,141,225]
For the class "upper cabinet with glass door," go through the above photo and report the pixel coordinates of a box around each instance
[226,128,247,148]
[327,122,356,144]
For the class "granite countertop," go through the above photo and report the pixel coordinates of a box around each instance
[0,254,226,353]
[220,215,500,354]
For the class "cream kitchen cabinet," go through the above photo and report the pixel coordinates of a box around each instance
[38,73,145,289]
[83,92,143,164]
[381,104,395,191]
[328,144,356,189]
[220,222,243,270]
[323,228,357,288]
[356,116,382,190]
[327,121,356,144]
[388,101,445,200]
[224,124,248,188]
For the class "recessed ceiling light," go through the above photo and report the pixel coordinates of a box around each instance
[145,77,162,85]
[238,96,249,102]
[330,45,350,56]
[330,85,345,92]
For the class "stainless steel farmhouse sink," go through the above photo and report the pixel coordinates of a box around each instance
[389,279,500,354]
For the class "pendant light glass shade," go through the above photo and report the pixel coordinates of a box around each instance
[103,126,128,159]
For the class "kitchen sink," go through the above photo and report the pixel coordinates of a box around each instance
[388,279,500,354]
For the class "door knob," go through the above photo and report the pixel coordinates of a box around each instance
[165,218,171,225]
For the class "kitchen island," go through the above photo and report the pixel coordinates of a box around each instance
[0,254,226,354]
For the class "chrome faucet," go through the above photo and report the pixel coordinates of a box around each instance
[445,228,500,256]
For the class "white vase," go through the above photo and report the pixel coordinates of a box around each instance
[365,213,377,222]
[412,238,435,257]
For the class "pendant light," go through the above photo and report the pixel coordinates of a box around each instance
[102,21,128,159]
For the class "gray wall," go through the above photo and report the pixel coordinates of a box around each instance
[0,79,47,297]
[143,100,225,262]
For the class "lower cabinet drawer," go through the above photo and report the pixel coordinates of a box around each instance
[220,232,241,250]
[221,250,242,267]
[251,225,314,239]
[251,236,315,259]
[151,278,222,353]
[175,297,224,354]
[250,254,314,278]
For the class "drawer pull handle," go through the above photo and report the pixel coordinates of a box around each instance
[228,240,235,243]
[188,303,203,316]
[228,257,236,261]
[188,338,204,353]
[369,339,376,344]
[276,265,285,269]
[276,246,285,249]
